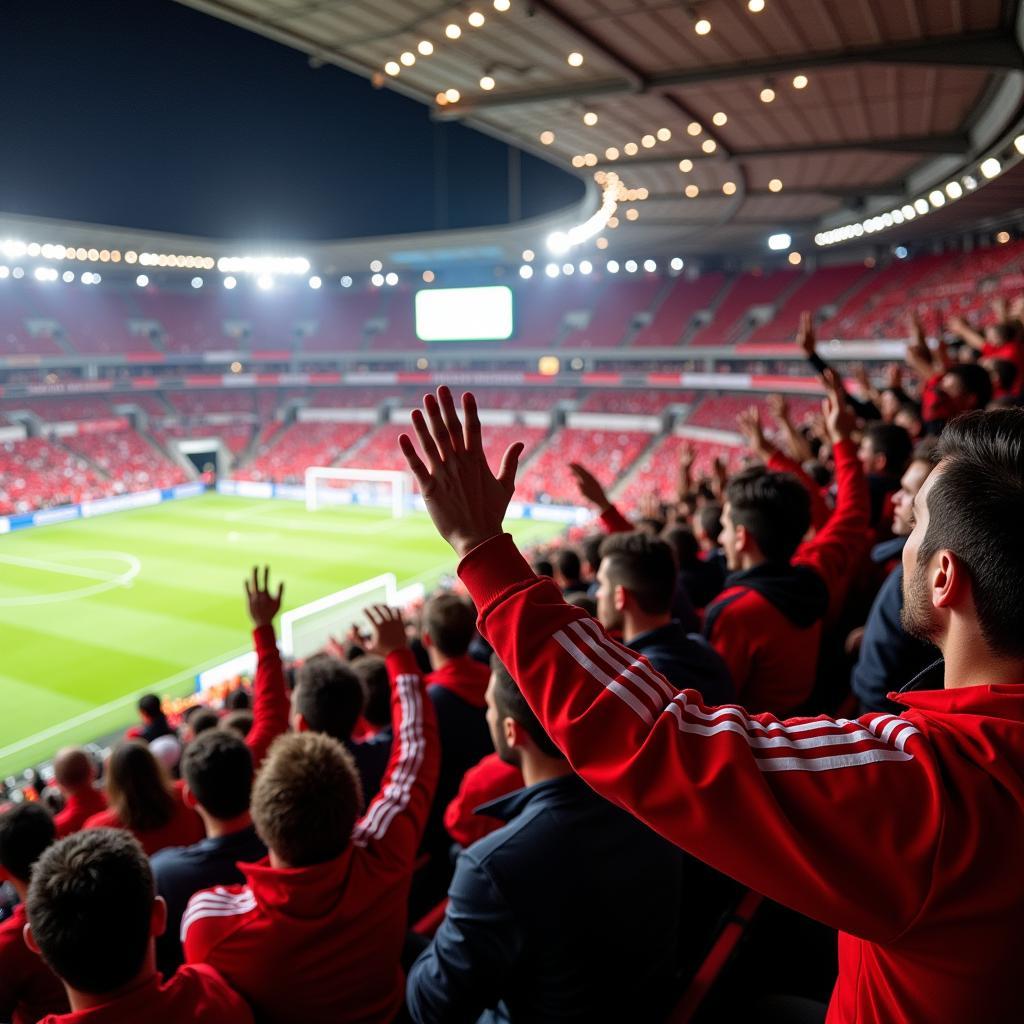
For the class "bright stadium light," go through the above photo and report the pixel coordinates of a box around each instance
[370,259,383,272]
[223,275,237,289]
[643,259,657,272]
[62,270,75,282]
[578,259,593,275]
[980,157,1002,179]
[191,276,203,289]
[12,267,25,279]
[385,272,399,286]
[624,259,638,273]
[135,274,149,287]
[545,263,560,278]
[34,266,58,282]
[606,260,619,273]
[767,232,791,251]
[670,257,684,271]
[340,275,353,288]
[371,273,385,287]
[308,275,322,289]
[562,262,575,275]
[519,265,534,279]
[257,274,274,290]
[547,231,571,255]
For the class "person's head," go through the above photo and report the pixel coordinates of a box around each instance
[581,534,604,579]
[225,688,251,712]
[986,319,1022,347]
[350,655,391,730]
[292,654,365,743]
[990,358,1019,396]
[892,443,940,537]
[181,729,253,824]
[553,548,583,588]
[136,694,164,725]
[182,705,219,742]
[721,468,810,570]
[0,804,55,891]
[565,591,598,617]
[895,402,924,439]
[486,656,565,769]
[105,742,173,833]
[532,558,554,578]
[695,503,723,549]
[251,732,360,868]
[25,830,164,995]
[596,531,677,636]
[938,363,994,416]
[902,408,1024,659]
[879,388,904,422]
[662,525,701,570]
[220,710,253,738]
[52,748,95,794]
[858,423,913,479]
[420,592,476,664]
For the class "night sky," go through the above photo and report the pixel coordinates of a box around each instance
[0,0,582,240]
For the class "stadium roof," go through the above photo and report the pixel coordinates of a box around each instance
[173,0,1024,261]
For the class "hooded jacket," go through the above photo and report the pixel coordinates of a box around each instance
[703,439,869,715]
[458,533,1024,1024]
[181,649,438,1024]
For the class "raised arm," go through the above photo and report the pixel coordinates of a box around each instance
[570,462,632,533]
[351,604,439,869]
[398,386,940,942]
[947,315,987,353]
[798,310,877,419]
[768,393,814,464]
[243,566,290,770]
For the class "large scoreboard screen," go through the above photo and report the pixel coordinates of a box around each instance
[414,285,514,342]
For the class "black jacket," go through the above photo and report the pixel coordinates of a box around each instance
[628,621,735,705]
[406,774,685,1023]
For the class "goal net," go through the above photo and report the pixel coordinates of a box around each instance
[305,467,411,518]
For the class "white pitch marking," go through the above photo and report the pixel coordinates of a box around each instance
[0,551,142,607]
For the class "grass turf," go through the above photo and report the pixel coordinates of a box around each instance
[0,493,562,778]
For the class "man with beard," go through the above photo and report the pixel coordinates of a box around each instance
[405,657,686,1024]
[400,386,1024,1024]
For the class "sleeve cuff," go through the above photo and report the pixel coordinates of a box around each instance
[832,438,857,463]
[458,533,537,612]
[253,623,278,654]
[385,647,422,679]
[599,505,633,534]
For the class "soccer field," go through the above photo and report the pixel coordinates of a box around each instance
[0,493,562,778]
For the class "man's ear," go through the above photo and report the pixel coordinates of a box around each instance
[293,712,309,734]
[735,523,750,555]
[151,896,168,939]
[931,550,962,610]
[182,784,198,809]
[421,631,434,651]
[504,716,527,752]
[613,584,628,614]
[23,922,41,956]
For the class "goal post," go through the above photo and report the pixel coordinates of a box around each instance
[304,466,411,518]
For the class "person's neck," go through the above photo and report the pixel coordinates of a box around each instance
[428,650,459,672]
[519,753,574,789]
[942,626,1024,689]
[66,956,156,1011]
[200,809,253,840]
[622,611,672,645]
[737,552,768,572]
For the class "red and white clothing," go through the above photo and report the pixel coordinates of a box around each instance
[247,624,291,770]
[182,649,438,1024]
[458,533,1024,1024]
[0,904,68,1023]
[37,965,252,1024]
[53,787,107,839]
[84,780,203,857]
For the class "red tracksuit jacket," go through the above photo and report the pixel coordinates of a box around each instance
[704,439,869,714]
[458,533,1024,1024]
[181,649,438,1024]
[0,904,68,1023]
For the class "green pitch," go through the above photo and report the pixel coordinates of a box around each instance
[0,494,562,779]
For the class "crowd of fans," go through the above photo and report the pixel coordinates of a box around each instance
[1,305,1023,1023]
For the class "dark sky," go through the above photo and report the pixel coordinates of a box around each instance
[0,0,582,241]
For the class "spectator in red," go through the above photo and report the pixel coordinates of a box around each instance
[856,422,914,534]
[0,805,69,1023]
[24,830,252,1024]
[126,694,175,745]
[400,387,1024,1024]
[84,742,204,856]
[51,748,106,839]
[181,605,438,1024]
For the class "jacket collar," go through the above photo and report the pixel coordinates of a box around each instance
[871,536,907,563]
[720,561,828,628]
[891,659,1024,718]
[241,850,353,919]
[426,656,490,708]
[627,621,689,651]
[476,773,585,822]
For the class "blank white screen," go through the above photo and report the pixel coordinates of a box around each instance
[414,285,514,342]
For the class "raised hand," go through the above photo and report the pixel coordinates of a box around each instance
[679,443,697,470]
[822,369,856,444]
[737,405,774,459]
[569,462,612,512]
[399,386,523,558]
[767,393,790,423]
[363,604,408,658]
[796,310,816,356]
[244,566,284,628]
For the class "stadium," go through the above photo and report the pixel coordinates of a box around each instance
[1,0,1023,1021]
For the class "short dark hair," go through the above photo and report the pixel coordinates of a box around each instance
[27,830,154,993]
[697,504,723,545]
[53,748,93,790]
[991,358,1019,393]
[0,804,55,883]
[864,423,913,476]
[581,534,604,575]
[662,525,700,568]
[251,732,360,867]
[421,592,476,658]
[137,694,163,720]
[532,559,554,578]
[554,548,582,583]
[599,531,677,615]
[293,654,365,743]
[181,729,253,820]
[185,706,219,736]
[946,363,994,409]
[565,591,598,616]
[105,742,174,833]
[350,655,391,729]
[918,408,1024,657]
[725,467,810,564]
[225,688,252,711]
[220,710,253,738]
[490,655,563,759]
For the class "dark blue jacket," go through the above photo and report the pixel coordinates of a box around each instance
[348,727,392,811]
[406,774,685,1024]
[851,537,939,713]
[628,621,735,705]
[152,824,267,977]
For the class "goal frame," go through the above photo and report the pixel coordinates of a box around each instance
[304,466,410,518]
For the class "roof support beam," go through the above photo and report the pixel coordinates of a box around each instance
[438,31,1023,117]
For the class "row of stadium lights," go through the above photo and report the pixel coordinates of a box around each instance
[815,151,1016,247]
[517,254,687,280]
